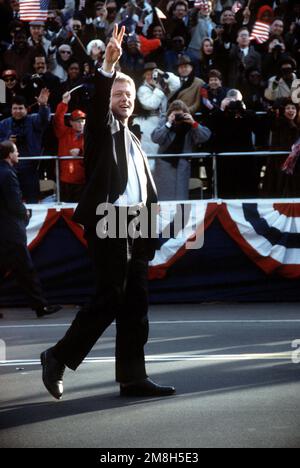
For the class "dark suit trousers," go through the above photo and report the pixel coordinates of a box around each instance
[0,241,47,309]
[52,227,150,384]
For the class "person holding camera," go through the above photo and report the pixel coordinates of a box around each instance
[261,36,288,81]
[207,89,259,198]
[0,89,51,203]
[0,140,61,318]
[0,69,22,120]
[133,62,168,162]
[265,56,299,102]
[152,99,211,200]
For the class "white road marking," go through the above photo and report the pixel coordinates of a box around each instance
[0,352,293,367]
[1,320,300,329]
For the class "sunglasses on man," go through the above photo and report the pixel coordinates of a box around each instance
[3,77,16,82]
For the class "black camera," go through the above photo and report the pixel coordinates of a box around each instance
[226,100,245,114]
[175,114,185,122]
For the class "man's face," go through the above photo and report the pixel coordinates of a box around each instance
[281,64,294,80]
[270,20,284,36]
[127,40,141,54]
[174,5,187,20]
[34,57,47,74]
[3,74,17,90]
[68,63,80,80]
[178,64,193,77]
[248,70,261,85]
[30,25,44,40]
[107,2,117,21]
[172,37,185,52]
[72,20,82,33]
[238,30,250,48]
[111,81,135,123]
[70,119,85,133]
[11,104,27,120]
[9,144,19,165]
[14,34,27,50]
[9,0,19,12]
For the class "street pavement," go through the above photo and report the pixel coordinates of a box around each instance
[0,303,300,448]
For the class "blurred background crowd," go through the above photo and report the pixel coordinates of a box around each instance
[1,0,300,201]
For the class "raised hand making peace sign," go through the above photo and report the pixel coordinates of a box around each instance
[103,24,126,73]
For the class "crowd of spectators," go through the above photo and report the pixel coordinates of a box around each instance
[1,0,300,201]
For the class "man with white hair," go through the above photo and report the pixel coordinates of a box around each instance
[41,25,176,400]
[87,39,106,69]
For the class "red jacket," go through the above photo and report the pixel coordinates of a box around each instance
[54,102,85,184]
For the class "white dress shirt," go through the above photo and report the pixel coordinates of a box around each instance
[99,68,148,206]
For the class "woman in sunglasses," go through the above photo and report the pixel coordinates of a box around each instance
[0,70,22,120]
[49,44,74,82]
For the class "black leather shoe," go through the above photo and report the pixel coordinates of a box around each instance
[41,349,65,400]
[120,378,176,397]
[35,305,62,318]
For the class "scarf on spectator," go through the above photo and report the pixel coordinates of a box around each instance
[282,139,300,175]
[169,72,195,104]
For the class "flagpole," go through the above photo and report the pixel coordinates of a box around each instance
[155,7,166,35]
[72,31,88,56]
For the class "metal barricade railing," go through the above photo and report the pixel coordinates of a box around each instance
[19,151,291,202]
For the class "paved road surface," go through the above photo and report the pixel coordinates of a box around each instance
[0,303,300,448]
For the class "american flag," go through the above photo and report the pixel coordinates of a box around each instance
[250,21,270,44]
[19,0,49,22]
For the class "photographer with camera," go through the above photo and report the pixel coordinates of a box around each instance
[207,89,259,198]
[133,63,168,161]
[262,36,289,81]
[152,99,211,200]
[0,89,51,203]
[265,56,299,102]
[0,69,23,120]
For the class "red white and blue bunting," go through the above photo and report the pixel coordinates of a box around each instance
[25,201,300,280]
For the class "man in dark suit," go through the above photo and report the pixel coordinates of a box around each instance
[0,140,61,319]
[41,25,176,399]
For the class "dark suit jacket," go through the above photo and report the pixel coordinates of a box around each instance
[73,70,158,260]
[228,45,262,89]
[0,160,28,245]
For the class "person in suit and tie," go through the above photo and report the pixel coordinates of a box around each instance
[0,140,61,319]
[40,25,176,400]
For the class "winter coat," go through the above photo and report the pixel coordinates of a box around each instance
[54,102,85,184]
